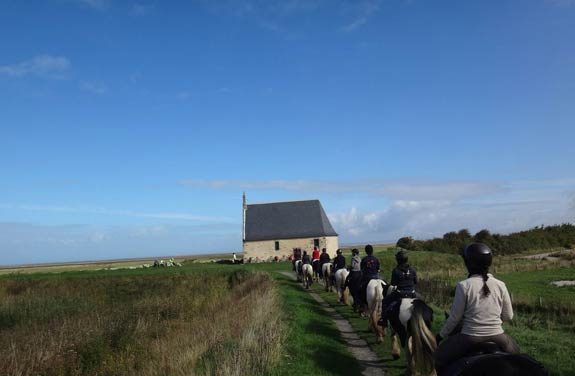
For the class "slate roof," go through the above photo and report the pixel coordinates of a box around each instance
[244,200,338,242]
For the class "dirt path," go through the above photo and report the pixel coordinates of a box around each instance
[279,271,385,376]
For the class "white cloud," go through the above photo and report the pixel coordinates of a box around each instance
[179,178,503,200]
[0,55,71,79]
[545,0,575,6]
[130,3,154,16]
[328,189,575,244]
[79,80,108,94]
[0,203,234,223]
[341,0,382,32]
[0,222,240,265]
[72,0,109,10]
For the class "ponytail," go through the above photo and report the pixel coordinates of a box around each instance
[481,272,491,297]
[468,268,491,297]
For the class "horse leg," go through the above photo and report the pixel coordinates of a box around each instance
[391,333,401,360]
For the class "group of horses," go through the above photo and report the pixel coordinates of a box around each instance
[292,260,548,376]
[294,259,436,376]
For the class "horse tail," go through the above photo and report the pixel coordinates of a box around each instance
[368,281,384,341]
[409,301,437,374]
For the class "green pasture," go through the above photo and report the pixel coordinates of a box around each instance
[2,247,575,376]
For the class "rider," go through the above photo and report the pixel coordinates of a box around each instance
[360,244,380,312]
[312,246,320,277]
[298,251,311,273]
[434,242,519,371]
[319,247,330,279]
[378,250,417,326]
[331,249,346,285]
[345,248,362,311]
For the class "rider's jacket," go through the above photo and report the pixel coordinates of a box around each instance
[439,274,514,338]
[302,255,311,265]
[312,249,320,261]
[333,255,346,270]
[391,264,417,295]
[360,255,380,279]
[319,252,330,264]
[351,255,361,272]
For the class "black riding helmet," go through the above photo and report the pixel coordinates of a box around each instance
[463,242,492,272]
[336,249,342,255]
[352,248,359,255]
[395,250,408,264]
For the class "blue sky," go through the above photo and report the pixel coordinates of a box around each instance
[1,0,574,265]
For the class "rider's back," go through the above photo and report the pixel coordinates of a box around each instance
[361,255,380,279]
[391,264,417,294]
[441,274,513,338]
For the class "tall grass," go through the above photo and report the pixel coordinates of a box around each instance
[0,270,284,376]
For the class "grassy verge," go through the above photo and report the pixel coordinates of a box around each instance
[0,269,283,376]
[266,271,361,376]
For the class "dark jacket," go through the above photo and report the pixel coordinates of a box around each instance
[319,252,330,264]
[360,255,380,279]
[333,255,346,270]
[302,255,311,265]
[391,264,417,294]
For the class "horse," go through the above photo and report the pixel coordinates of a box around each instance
[382,287,437,376]
[302,263,314,289]
[366,279,387,343]
[312,260,320,282]
[438,314,548,376]
[334,268,350,305]
[322,263,333,292]
[294,260,303,282]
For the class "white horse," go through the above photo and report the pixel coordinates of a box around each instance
[381,285,437,375]
[322,263,333,291]
[366,279,387,343]
[302,264,314,289]
[334,268,350,305]
[294,260,303,282]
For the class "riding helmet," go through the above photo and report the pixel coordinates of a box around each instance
[352,248,359,255]
[463,242,493,271]
[336,249,342,255]
[395,250,408,264]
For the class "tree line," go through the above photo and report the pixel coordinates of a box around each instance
[396,223,575,255]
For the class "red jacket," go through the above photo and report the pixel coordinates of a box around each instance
[312,249,320,261]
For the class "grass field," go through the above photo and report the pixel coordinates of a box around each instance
[0,267,282,376]
[1,246,574,375]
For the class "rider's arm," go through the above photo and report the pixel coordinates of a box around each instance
[500,284,514,322]
[412,268,417,285]
[439,283,466,338]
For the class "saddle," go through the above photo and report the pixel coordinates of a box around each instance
[466,342,501,357]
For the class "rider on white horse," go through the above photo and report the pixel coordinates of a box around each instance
[318,248,330,279]
[301,250,311,267]
[331,249,346,285]
[360,244,381,312]
[434,243,520,372]
[378,250,418,326]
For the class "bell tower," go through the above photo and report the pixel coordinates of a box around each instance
[242,192,247,242]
